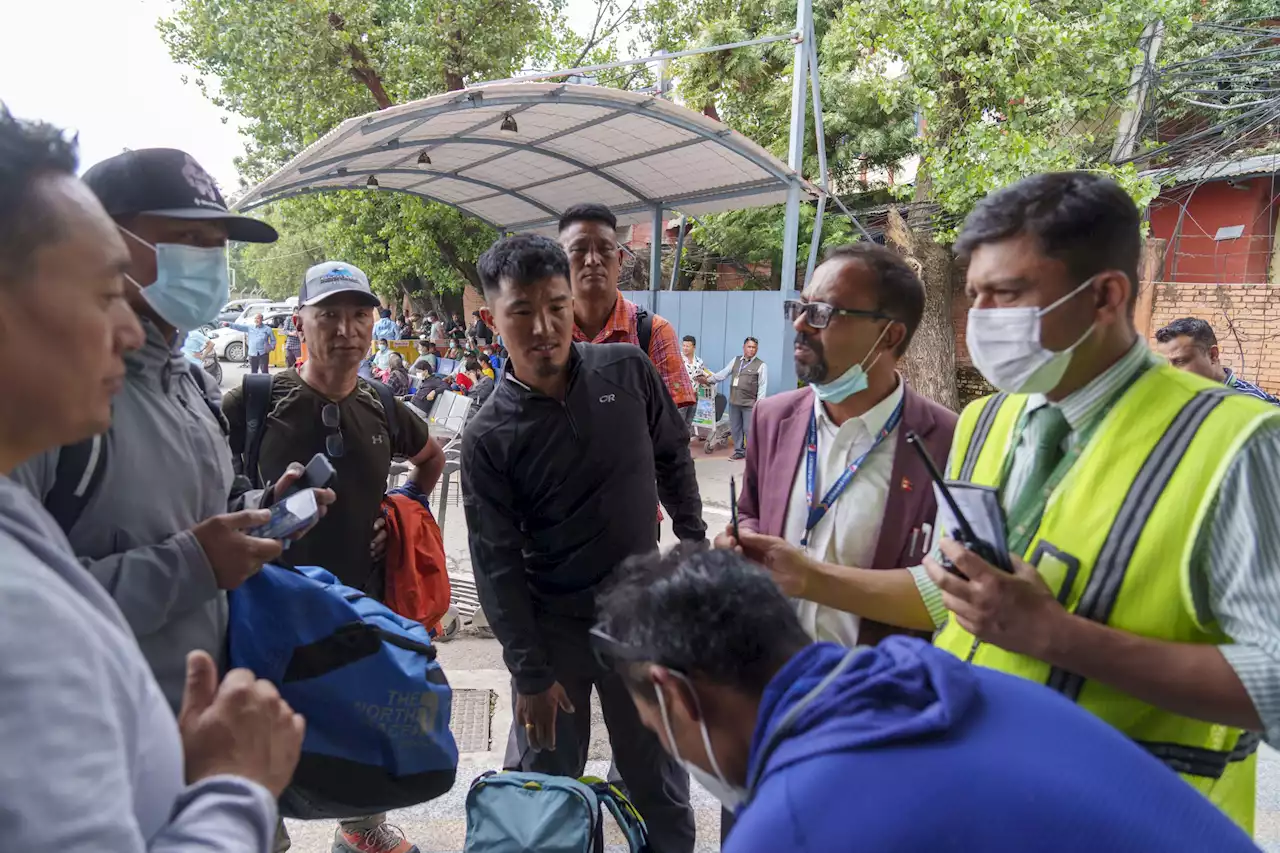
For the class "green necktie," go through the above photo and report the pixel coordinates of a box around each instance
[1006,405,1071,548]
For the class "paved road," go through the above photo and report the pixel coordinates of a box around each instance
[217,361,1280,852]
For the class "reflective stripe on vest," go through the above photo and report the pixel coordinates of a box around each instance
[936,365,1280,832]
[957,392,1007,481]
[1137,733,1262,780]
[1045,388,1232,700]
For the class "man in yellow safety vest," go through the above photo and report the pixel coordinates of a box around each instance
[731,171,1280,833]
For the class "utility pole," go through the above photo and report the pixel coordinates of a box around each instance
[1111,20,1165,163]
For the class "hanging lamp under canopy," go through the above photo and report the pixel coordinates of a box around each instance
[234,82,820,234]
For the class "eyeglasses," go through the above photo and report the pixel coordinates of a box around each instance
[588,627,653,672]
[322,403,344,459]
[784,299,892,330]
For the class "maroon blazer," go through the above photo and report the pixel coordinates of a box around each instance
[738,381,957,645]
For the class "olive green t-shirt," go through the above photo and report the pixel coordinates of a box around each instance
[223,369,431,594]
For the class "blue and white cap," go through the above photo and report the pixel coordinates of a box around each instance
[300,261,380,307]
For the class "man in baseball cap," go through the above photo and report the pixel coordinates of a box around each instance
[223,259,442,853]
[83,148,276,338]
[300,260,381,308]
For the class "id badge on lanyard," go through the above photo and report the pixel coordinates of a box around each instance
[801,399,904,548]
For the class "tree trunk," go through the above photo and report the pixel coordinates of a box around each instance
[398,277,433,316]
[434,237,482,291]
[884,206,959,411]
[328,13,394,110]
[694,254,714,291]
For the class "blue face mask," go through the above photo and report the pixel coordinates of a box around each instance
[121,227,230,332]
[812,322,891,404]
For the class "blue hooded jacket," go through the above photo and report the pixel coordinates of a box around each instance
[728,637,1259,852]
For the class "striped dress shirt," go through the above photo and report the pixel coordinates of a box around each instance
[1224,368,1280,405]
[909,340,1280,744]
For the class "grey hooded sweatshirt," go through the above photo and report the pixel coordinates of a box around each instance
[0,474,276,851]
[11,318,257,711]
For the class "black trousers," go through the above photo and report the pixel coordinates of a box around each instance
[504,627,694,853]
[248,353,270,374]
[285,349,299,369]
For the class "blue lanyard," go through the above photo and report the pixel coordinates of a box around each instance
[802,398,904,548]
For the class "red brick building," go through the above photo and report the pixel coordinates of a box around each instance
[1149,155,1279,285]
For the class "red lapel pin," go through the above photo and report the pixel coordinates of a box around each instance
[901,477,912,491]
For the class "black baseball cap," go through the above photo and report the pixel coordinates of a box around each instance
[82,148,278,243]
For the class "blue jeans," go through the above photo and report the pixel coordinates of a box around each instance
[728,403,751,454]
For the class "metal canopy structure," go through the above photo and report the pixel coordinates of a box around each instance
[235,82,819,235]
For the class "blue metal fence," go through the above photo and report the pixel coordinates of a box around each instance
[633,290,797,399]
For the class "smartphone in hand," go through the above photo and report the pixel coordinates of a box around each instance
[248,489,318,540]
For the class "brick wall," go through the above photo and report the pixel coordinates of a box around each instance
[1148,283,1280,394]
[957,365,995,407]
[462,285,486,323]
[951,273,995,406]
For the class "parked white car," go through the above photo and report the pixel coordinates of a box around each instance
[210,307,293,362]
[215,297,272,326]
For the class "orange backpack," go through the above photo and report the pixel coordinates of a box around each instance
[381,488,451,636]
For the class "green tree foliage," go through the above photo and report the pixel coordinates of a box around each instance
[640,0,916,283]
[160,0,594,303]
[160,0,546,181]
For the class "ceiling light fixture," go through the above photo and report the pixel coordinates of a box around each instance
[417,150,432,165]
[500,113,518,133]
[366,175,380,187]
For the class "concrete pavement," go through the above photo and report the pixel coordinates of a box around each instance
[216,361,1280,852]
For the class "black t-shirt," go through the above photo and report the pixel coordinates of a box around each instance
[223,369,431,593]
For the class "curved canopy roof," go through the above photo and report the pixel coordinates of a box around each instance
[234,82,818,233]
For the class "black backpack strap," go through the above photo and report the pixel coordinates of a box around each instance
[241,373,274,489]
[636,308,653,356]
[368,378,401,452]
[45,434,108,533]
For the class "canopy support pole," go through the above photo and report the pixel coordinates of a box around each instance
[780,0,812,295]
[805,194,827,284]
[775,0,813,398]
[669,217,687,290]
[650,206,664,297]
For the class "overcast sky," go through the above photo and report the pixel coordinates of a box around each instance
[3,0,609,192]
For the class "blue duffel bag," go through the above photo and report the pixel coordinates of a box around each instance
[229,563,458,819]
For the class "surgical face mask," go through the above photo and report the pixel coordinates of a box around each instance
[967,276,1099,394]
[812,322,891,404]
[654,672,747,811]
[379,343,389,350]
[120,227,229,332]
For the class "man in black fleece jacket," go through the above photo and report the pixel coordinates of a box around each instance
[462,234,704,853]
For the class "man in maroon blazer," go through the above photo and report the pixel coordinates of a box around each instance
[716,243,957,648]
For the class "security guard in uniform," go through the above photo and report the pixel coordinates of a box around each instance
[730,171,1280,834]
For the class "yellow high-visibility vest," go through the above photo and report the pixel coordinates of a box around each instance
[936,363,1277,832]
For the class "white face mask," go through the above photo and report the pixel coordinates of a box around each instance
[967,275,1099,394]
[119,226,230,332]
[654,672,747,811]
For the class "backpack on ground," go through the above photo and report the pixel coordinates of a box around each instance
[463,772,650,853]
[228,562,458,819]
[382,483,451,636]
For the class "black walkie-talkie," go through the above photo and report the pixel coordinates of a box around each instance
[905,431,1013,576]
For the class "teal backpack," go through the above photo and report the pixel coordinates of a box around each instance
[463,771,649,853]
